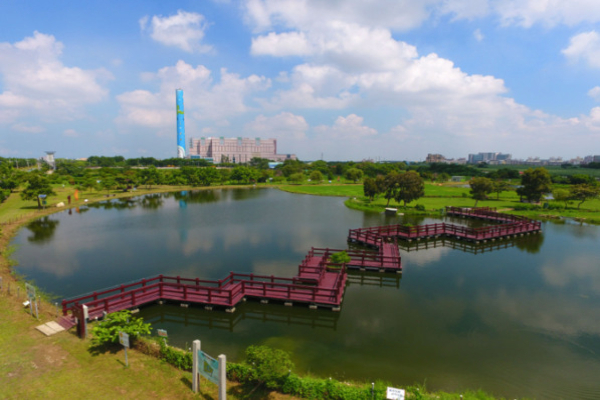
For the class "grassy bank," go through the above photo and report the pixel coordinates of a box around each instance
[1,184,521,399]
[281,182,600,223]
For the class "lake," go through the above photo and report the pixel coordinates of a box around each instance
[12,188,600,399]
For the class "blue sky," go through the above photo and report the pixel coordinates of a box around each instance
[1,0,600,161]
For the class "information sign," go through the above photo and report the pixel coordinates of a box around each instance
[197,350,219,385]
[118,331,130,348]
[157,329,168,338]
[25,283,36,300]
[386,387,405,400]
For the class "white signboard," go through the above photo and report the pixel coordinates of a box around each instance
[118,331,130,348]
[386,387,405,400]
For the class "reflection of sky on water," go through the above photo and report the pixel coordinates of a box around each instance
[11,188,600,399]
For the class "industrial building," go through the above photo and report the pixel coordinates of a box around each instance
[188,137,296,164]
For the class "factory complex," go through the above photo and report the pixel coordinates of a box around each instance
[175,89,295,164]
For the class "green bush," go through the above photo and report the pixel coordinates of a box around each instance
[158,339,193,370]
[415,204,425,211]
[90,310,152,347]
[245,345,294,389]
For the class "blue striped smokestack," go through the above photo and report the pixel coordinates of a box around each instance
[176,89,186,158]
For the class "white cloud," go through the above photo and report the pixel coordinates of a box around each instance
[562,31,600,68]
[245,0,600,32]
[63,129,79,137]
[116,60,270,134]
[314,114,377,139]
[473,28,484,42]
[492,0,600,28]
[140,10,212,53]
[251,31,312,56]
[245,112,308,140]
[11,123,45,133]
[589,86,600,100]
[0,32,111,125]
[244,0,439,32]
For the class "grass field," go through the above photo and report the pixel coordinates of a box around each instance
[281,182,600,223]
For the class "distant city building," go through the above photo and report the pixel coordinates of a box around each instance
[426,153,446,163]
[41,151,56,170]
[467,152,511,164]
[594,155,600,163]
[188,137,296,164]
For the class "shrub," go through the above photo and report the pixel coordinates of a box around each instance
[415,204,425,211]
[158,339,193,370]
[245,345,294,389]
[90,310,152,347]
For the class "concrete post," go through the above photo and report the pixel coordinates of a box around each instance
[82,305,89,338]
[192,340,201,393]
[218,354,227,400]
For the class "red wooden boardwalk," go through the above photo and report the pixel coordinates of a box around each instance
[61,242,399,329]
[348,206,541,246]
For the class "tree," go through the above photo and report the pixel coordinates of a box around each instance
[140,166,161,189]
[20,174,56,209]
[0,162,21,193]
[395,171,425,207]
[552,188,571,208]
[288,172,304,183]
[437,172,451,183]
[309,170,323,182]
[492,180,511,200]
[231,166,258,183]
[383,171,400,207]
[517,167,552,203]
[249,157,270,170]
[469,177,494,206]
[345,168,363,183]
[363,177,378,201]
[570,183,600,209]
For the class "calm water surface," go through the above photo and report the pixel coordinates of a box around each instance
[12,188,600,399]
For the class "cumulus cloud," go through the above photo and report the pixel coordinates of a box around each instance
[314,114,377,139]
[244,0,436,32]
[491,0,600,28]
[562,31,600,68]
[589,86,600,100]
[116,60,270,135]
[245,112,308,140]
[140,10,212,53]
[240,1,600,159]
[0,32,111,124]
[245,0,600,31]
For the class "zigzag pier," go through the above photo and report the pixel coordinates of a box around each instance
[348,206,542,246]
[59,242,401,335]
[59,206,539,337]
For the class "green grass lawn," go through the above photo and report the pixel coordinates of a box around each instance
[280,182,600,223]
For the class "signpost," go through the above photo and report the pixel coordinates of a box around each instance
[386,387,405,400]
[25,283,36,317]
[192,340,226,399]
[157,329,168,345]
[119,331,130,367]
